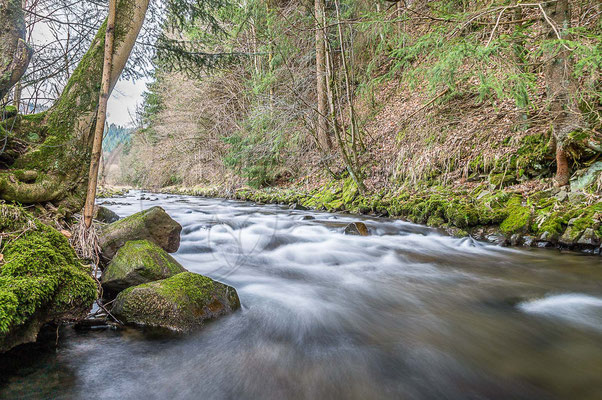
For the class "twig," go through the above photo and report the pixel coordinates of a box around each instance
[537,3,573,51]
[486,7,508,47]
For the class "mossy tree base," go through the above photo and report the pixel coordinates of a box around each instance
[0,0,149,211]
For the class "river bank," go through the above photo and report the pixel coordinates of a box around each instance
[119,181,602,255]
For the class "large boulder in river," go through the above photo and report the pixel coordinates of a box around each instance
[111,272,240,333]
[101,240,186,296]
[99,207,182,261]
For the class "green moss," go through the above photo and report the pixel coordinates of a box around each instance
[113,272,240,333]
[150,272,215,307]
[0,205,96,337]
[102,240,185,292]
[2,105,18,118]
[499,196,531,234]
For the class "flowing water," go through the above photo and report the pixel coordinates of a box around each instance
[1,192,601,400]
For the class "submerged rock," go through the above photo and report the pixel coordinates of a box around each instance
[344,222,369,236]
[94,205,120,224]
[99,206,182,261]
[101,240,186,295]
[111,272,240,333]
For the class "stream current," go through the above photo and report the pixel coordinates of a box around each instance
[1,191,601,399]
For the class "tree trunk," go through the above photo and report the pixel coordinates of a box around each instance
[0,0,150,208]
[84,0,117,228]
[0,0,32,99]
[543,0,581,187]
[315,0,330,150]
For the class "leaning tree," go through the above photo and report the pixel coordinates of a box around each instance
[0,0,224,209]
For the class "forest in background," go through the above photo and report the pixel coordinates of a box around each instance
[113,0,601,197]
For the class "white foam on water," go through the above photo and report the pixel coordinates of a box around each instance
[518,293,602,332]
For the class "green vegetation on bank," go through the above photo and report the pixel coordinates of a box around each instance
[162,179,601,250]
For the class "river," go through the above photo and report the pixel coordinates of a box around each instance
[1,191,601,399]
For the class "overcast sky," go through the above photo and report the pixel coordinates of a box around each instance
[107,78,149,127]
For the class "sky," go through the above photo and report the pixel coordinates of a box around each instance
[107,78,149,127]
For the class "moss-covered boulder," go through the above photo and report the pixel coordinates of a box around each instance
[0,204,96,352]
[94,205,120,224]
[111,272,240,333]
[101,240,185,295]
[99,206,182,261]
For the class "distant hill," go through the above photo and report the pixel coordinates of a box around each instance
[103,123,132,153]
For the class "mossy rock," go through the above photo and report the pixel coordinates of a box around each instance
[0,204,96,352]
[500,197,531,235]
[99,206,182,261]
[576,228,601,247]
[101,240,186,296]
[559,226,584,246]
[344,222,369,236]
[111,272,240,333]
[1,105,18,119]
[489,173,516,187]
[94,205,120,224]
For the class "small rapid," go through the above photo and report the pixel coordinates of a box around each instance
[1,191,601,400]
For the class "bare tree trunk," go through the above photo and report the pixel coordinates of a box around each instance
[83,0,117,228]
[315,0,330,150]
[0,0,32,99]
[543,0,581,187]
[12,81,21,111]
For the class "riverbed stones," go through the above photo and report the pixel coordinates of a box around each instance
[559,226,583,247]
[101,240,186,295]
[576,228,600,247]
[344,222,369,236]
[111,272,240,333]
[99,206,182,260]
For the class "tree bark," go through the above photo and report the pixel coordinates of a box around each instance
[0,0,150,207]
[315,0,330,150]
[543,0,581,187]
[83,0,117,228]
[0,0,32,100]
